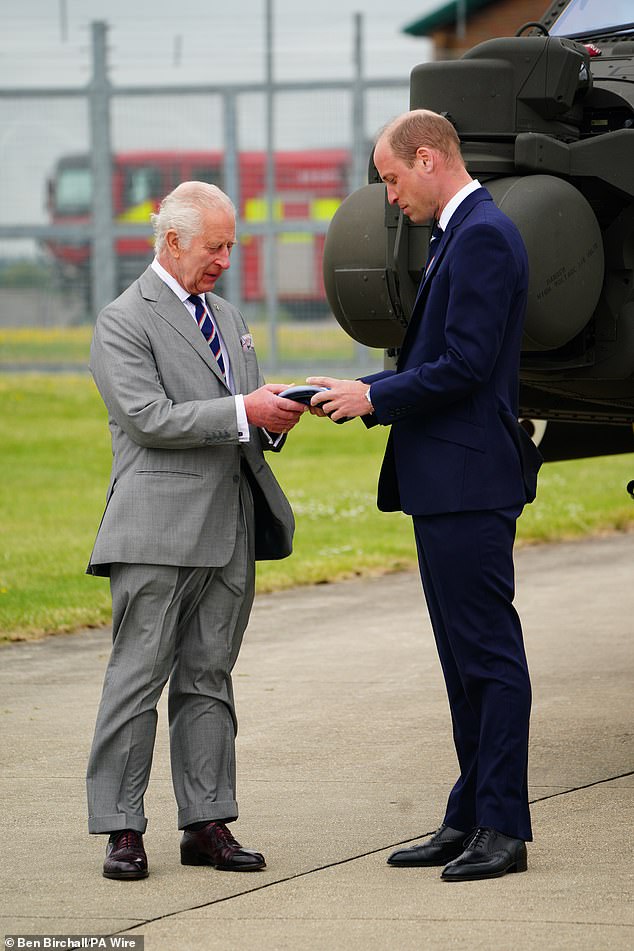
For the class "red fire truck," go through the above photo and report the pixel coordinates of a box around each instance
[44,148,351,313]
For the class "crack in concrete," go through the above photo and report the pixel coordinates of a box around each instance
[111,767,634,937]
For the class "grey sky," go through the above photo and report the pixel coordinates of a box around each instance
[1,1,442,247]
[2,0,438,86]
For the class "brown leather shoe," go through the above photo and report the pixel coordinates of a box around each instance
[180,821,266,871]
[103,829,148,880]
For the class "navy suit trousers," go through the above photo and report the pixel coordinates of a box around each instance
[413,506,533,842]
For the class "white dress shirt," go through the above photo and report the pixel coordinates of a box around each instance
[438,179,482,231]
[151,258,250,442]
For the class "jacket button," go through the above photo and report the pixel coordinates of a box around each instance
[233,474,240,484]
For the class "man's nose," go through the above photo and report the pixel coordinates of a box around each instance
[386,185,398,205]
[217,248,231,269]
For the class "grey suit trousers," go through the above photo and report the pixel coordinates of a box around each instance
[86,480,255,834]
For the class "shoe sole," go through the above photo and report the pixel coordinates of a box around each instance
[387,858,449,867]
[441,861,528,882]
[103,869,149,880]
[181,854,266,871]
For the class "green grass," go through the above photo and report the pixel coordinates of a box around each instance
[0,375,113,640]
[0,327,95,365]
[258,420,414,591]
[1,373,633,642]
[0,322,373,367]
[516,458,634,541]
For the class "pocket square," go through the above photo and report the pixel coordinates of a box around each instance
[241,333,254,351]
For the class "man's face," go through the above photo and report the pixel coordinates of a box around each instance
[373,137,437,224]
[166,206,236,294]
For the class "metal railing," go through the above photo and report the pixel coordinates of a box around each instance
[0,19,409,369]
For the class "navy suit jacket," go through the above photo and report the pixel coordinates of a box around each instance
[363,187,540,516]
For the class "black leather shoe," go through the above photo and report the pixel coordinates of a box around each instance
[441,827,527,881]
[180,821,266,871]
[103,829,148,880]
[387,824,467,867]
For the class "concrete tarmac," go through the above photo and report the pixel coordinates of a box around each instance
[1,534,632,950]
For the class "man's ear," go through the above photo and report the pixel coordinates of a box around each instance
[415,146,433,172]
[165,228,180,258]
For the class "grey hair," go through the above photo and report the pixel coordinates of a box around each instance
[151,181,236,255]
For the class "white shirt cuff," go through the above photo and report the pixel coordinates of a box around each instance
[235,395,250,443]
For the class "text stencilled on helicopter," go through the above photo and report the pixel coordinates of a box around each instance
[536,241,600,301]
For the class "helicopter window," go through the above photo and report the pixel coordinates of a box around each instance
[551,0,634,38]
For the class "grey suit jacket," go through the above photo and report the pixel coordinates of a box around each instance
[87,266,294,576]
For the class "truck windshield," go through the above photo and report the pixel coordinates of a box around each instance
[550,0,634,38]
[124,166,162,206]
[55,165,92,214]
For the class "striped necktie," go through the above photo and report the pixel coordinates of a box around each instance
[188,294,226,377]
[425,222,443,275]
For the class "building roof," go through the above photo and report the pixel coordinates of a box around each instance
[403,0,496,36]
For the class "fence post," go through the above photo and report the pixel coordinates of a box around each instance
[223,89,242,311]
[352,13,367,193]
[264,0,278,370]
[89,21,116,319]
[352,13,368,368]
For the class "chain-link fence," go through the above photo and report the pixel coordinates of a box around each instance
[0,20,410,372]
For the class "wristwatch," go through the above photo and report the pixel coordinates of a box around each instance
[364,386,374,410]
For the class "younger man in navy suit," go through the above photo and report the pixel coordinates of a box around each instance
[309,109,541,881]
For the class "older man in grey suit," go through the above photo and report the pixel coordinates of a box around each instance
[86,181,306,880]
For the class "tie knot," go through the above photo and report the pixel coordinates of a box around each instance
[430,222,443,242]
[188,293,203,308]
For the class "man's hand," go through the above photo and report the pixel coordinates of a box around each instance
[243,384,307,433]
[306,376,373,422]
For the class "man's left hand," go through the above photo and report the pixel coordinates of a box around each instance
[306,376,373,422]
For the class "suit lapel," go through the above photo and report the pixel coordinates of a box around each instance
[413,227,451,309]
[414,188,490,301]
[398,230,452,364]
[139,268,230,389]
[398,188,494,367]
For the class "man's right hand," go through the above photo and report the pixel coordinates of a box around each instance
[243,384,307,433]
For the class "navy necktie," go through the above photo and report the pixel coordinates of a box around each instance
[188,294,226,377]
[425,222,443,274]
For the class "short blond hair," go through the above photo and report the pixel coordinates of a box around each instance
[379,109,463,168]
